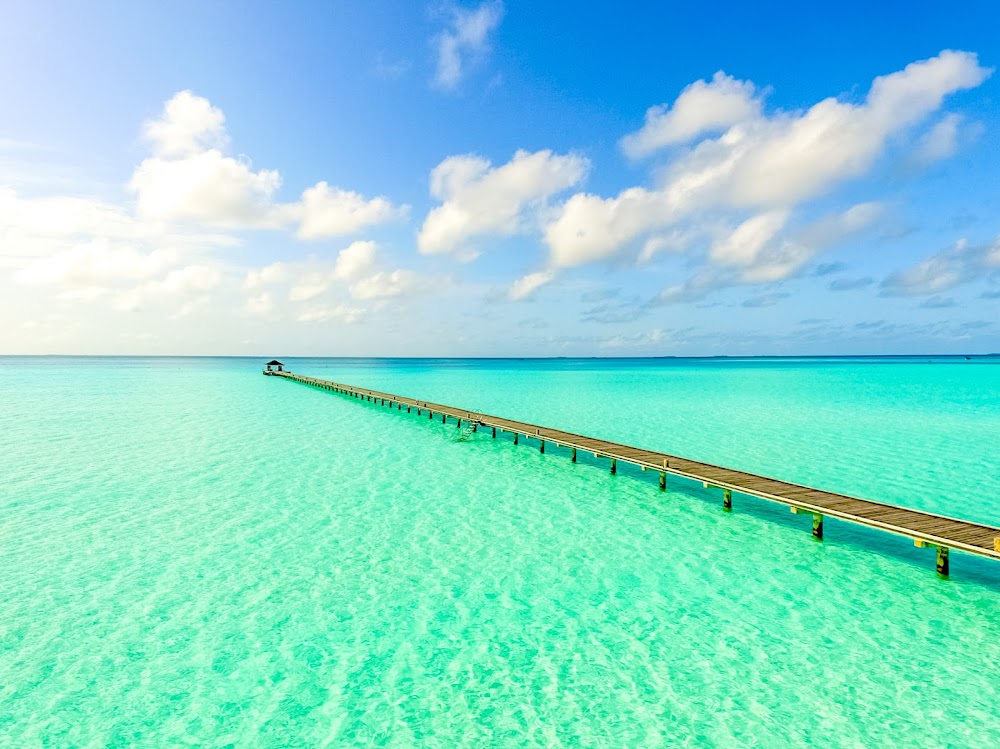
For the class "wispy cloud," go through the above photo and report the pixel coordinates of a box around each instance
[881,236,1000,297]
[829,277,874,291]
[918,295,956,309]
[742,292,790,308]
[433,1,504,90]
[373,54,411,80]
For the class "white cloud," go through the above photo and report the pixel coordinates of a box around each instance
[111,262,223,312]
[279,240,379,301]
[908,113,962,169]
[243,291,277,318]
[296,183,406,239]
[243,262,288,290]
[647,203,885,304]
[159,264,221,294]
[289,271,337,302]
[130,149,282,227]
[297,304,363,324]
[545,187,665,268]
[349,269,423,300]
[638,229,699,262]
[709,209,790,266]
[508,269,556,300]
[621,72,761,158]
[131,91,405,237]
[434,1,504,89]
[14,239,177,288]
[143,90,227,158]
[333,240,377,280]
[546,51,991,271]
[419,149,588,255]
[882,236,1000,296]
[738,202,884,283]
[3,184,232,317]
[241,241,429,307]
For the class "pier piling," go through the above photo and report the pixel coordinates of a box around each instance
[271,370,1000,578]
[937,546,950,577]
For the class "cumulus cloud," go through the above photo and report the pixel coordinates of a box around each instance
[143,90,227,157]
[546,51,990,271]
[333,240,377,280]
[275,240,380,301]
[295,184,405,239]
[418,149,588,255]
[621,72,761,158]
[349,269,424,300]
[242,241,429,308]
[434,1,504,89]
[243,262,289,290]
[14,239,177,288]
[131,91,405,237]
[130,149,282,228]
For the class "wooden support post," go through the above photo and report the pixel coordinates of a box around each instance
[812,513,824,540]
[659,471,666,491]
[723,489,732,511]
[937,546,950,577]
[472,424,477,432]
[442,413,446,423]
[610,458,617,474]
[514,433,519,445]
[457,419,462,428]
[492,427,497,438]
[407,406,411,413]
[571,447,577,463]
[540,440,545,454]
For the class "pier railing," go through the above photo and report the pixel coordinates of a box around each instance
[268,369,1000,577]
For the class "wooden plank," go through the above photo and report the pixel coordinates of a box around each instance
[274,371,1000,564]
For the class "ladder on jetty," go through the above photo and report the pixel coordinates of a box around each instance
[267,369,1000,577]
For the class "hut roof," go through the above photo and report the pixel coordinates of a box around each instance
[266,359,283,365]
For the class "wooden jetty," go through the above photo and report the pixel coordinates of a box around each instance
[267,369,1000,577]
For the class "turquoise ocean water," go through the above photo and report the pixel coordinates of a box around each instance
[1,356,999,747]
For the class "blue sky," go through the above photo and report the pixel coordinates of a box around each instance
[1,1,998,355]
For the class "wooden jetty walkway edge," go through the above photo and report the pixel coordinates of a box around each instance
[269,370,1000,576]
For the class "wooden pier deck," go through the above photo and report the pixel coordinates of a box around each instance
[269,369,1000,576]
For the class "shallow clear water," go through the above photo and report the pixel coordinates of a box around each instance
[1,356,998,747]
